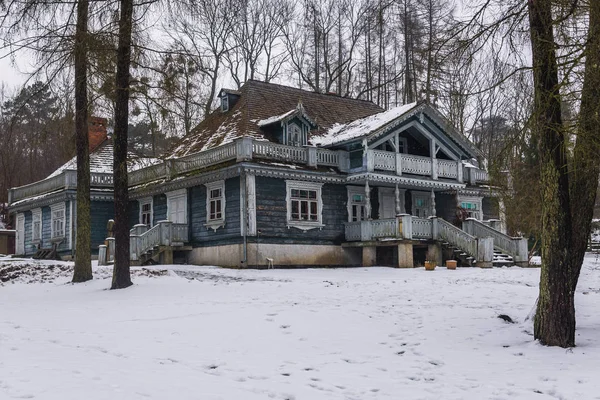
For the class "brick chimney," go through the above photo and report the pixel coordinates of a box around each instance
[89,116,108,152]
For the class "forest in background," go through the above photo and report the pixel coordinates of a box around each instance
[0,0,592,241]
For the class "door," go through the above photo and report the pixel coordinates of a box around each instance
[412,192,430,218]
[167,194,187,224]
[16,214,25,255]
[379,189,397,219]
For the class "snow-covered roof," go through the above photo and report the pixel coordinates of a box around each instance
[47,139,161,178]
[257,109,297,127]
[311,102,418,146]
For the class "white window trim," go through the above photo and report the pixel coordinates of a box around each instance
[286,122,305,147]
[205,180,226,231]
[16,213,25,255]
[50,203,66,241]
[31,208,42,244]
[458,195,483,220]
[138,197,153,227]
[411,191,431,218]
[166,189,187,224]
[347,186,367,222]
[285,180,324,231]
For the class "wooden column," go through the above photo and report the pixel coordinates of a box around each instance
[430,139,438,180]
[365,181,371,220]
[430,188,436,217]
[395,184,402,215]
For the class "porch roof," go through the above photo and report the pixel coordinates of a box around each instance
[346,172,466,190]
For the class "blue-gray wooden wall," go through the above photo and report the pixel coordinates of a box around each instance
[21,201,71,255]
[90,200,114,251]
[254,176,346,245]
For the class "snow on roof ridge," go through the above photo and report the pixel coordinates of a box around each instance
[257,109,297,127]
[311,102,418,147]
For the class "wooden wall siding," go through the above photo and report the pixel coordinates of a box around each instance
[404,190,412,216]
[483,196,499,220]
[129,200,139,228]
[189,177,241,245]
[254,176,346,245]
[90,201,115,250]
[371,187,380,220]
[23,210,32,255]
[436,193,457,223]
[153,194,167,224]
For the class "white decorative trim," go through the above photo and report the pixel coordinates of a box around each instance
[138,197,153,226]
[346,186,367,222]
[15,213,25,255]
[166,189,187,224]
[285,180,324,230]
[31,208,42,244]
[246,174,257,236]
[50,202,66,240]
[378,187,403,218]
[205,180,225,231]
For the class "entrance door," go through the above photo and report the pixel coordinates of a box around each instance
[167,191,187,224]
[16,214,25,255]
[379,188,397,219]
[412,192,430,218]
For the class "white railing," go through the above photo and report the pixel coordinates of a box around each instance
[438,218,478,259]
[464,166,489,183]
[401,154,433,176]
[173,141,237,175]
[9,170,115,205]
[437,160,458,179]
[462,219,527,262]
[372,150,396,171]
[371,218,399,239]
[316,148,340,166]
[172,223,189,243]
[253,141,308,163]
[129,163,166,186]
[345,222,362,241]
[136,224,161,259]
[412,217,433,239]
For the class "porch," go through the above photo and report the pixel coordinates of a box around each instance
[344,215,528,268]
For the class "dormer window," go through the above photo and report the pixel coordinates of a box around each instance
[286,122,306,147]
[221,95,229,112]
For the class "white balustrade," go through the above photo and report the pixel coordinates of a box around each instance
[345,222,362,241]
[438,218,478,259]
[372,150,396,171]
[400,154,433,176]
[172,223,189,243]
[253,141,308,163]
[411,218,433,239]
[316,148,339,166]
[437,160,458,179]
[462,219,527,262]
[371,218,399,239]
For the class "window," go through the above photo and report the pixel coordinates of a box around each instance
[50,203,66,239]
[285,180,323,230]
[459,196,483,220]
[205,181,225,231]
[347,187,367,222]
[398,137,408,154]
[221,95,229,112]
[287,122,304,147]
[139,198,153,227]
[32,209,42,243]
[412,192,431,218]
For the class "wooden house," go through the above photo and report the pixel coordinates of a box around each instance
[8,81,528,267]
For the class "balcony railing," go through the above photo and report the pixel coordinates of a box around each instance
[366,149,487,183]
[9,170,113,205]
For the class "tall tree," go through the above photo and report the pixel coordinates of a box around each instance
[72,0,92,283]
[111,0,134,290]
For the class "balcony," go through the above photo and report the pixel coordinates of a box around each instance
[365,149,488,184]
[9,170,113,206]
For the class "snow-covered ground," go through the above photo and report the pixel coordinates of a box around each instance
[1,255,600,400]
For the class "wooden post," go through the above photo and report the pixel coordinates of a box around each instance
[306,146,317,167]
[395,153,403,176]
[430,139,438,180]
[457,160,463,183]
[395,184,401,215]
[365,181,371,219]
[236,137,254,161]
[430,189,436,216]
[477,237,494,268]
[398,214,412,239]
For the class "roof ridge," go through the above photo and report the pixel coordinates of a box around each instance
[243,80,384,108]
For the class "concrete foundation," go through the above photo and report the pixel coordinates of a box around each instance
[397,242,413,268]
[362,246,376,267]
[188,243,360,268]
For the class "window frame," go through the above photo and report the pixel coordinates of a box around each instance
[138,197,153,227]
[411,191,431,218]
[50,203,66,240]
[346,186,367,222]
[205,180,226,231]
[31,208,42,244]
[458,195,483,220]
[285,180,324,230]
[221,95,229,112]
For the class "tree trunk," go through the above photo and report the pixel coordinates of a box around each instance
[529,0,574,347]
[111,0,134,290]
[72,0,92,283]
[568,0,600,293]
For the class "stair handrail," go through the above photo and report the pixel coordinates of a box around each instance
[436,218,479,260]
[462,218,528,263]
